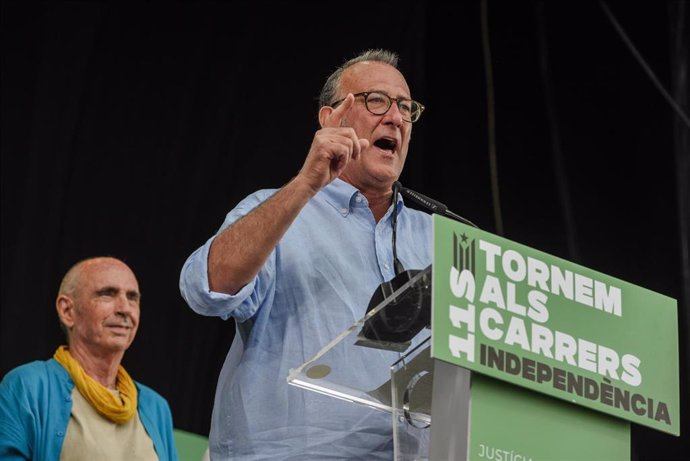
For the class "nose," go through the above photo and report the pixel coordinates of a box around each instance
[382,101,404,127]
[113,296,137,326]
[115,293,128,310]
[114,293,136,315]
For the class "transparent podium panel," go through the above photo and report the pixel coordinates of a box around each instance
[390,339,434,461]
[287,266,433,458]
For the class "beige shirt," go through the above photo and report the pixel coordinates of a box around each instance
[59,387,159,461]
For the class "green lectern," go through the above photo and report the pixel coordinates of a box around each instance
[288,215,679,460]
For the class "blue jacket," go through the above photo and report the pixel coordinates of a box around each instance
[0,358,179,461]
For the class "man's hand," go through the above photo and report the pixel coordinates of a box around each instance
[297,94,370,194]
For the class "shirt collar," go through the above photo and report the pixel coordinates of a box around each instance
[322,178,404,217]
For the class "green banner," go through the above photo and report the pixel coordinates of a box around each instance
[431,215,680,435]
[470,374,629,460]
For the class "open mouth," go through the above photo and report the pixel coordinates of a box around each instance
[373,137,398,154]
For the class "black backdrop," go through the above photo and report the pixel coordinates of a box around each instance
[1,1,688,459]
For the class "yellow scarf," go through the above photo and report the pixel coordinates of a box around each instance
[54,345,138,424]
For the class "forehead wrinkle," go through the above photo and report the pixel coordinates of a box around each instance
[339,62,411,100]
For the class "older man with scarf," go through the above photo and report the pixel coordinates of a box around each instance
[0,257,178,460]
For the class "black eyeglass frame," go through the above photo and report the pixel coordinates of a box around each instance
[330,91,425,123]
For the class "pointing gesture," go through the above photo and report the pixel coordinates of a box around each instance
[297,93,370,194]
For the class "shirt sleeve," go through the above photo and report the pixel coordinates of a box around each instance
[178,189,278,322]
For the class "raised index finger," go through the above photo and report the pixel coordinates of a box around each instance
[324,93,355,128]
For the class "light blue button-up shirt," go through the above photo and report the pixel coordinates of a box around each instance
[180,178,432,460]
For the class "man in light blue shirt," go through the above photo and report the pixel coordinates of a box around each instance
[180,49,432,460]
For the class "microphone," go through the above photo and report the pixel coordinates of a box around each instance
[393,181,478,228]
[356,182,478,351]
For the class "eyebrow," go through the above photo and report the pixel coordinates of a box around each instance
[367,89,412,100]
[96,287,119,296]
[95,286,140,300]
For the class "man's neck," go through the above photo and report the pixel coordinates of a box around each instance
[338,175,396,222]
[68,344,123,389]
[360,188,394,222]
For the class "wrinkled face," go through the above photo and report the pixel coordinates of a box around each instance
[57,258,140,356]
[334,61,414,192]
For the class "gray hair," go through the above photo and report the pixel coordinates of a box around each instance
[318,49,400,108]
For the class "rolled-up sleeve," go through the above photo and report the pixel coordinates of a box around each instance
[178,189,277,323]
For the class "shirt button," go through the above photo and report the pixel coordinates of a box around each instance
[384,263,390,270]
[340,208,348,215]
[355,196,362,203]
[57,431,64,437]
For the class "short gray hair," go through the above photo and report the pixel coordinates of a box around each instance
[318,49,400,108]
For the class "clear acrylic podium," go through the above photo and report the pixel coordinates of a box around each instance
[287,266,452,460]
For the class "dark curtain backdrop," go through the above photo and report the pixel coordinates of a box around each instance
[1,1,688,459]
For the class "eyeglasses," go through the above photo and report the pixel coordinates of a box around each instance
[331,91,425,123]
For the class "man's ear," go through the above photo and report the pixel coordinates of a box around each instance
[56,295,75,329]
[318,106,334,128]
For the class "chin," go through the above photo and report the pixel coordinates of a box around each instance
[374,170,400,184]
[108,337,135,350]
